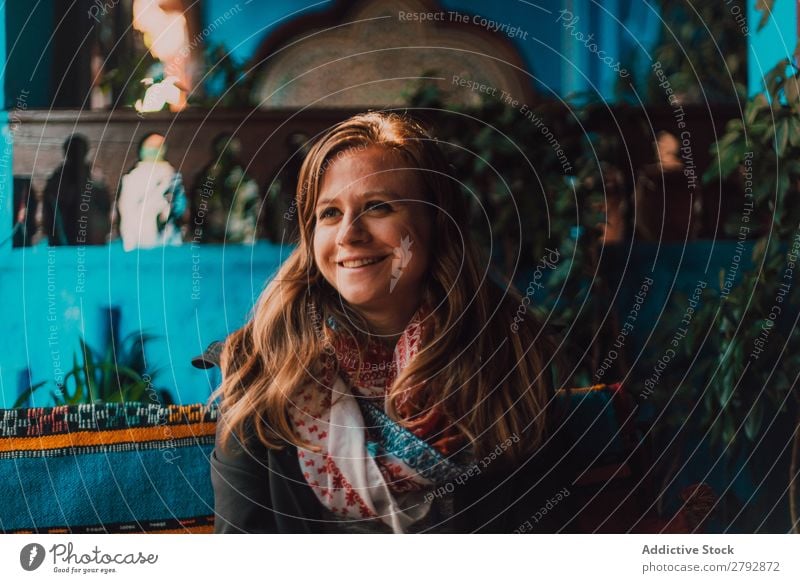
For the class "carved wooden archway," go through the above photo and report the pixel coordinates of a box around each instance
[249,0,535,108]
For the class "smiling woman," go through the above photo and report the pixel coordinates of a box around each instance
[209,112,574,533]
[313,144,433,339]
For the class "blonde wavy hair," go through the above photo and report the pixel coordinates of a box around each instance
[213,111,558,460]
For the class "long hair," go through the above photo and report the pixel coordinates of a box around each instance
[213,111,558,461]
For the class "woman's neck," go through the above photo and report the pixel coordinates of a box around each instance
[353,300,421,344]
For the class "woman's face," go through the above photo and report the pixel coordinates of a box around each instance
[312,145,433,325]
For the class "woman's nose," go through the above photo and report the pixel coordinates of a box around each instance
[336,210,369,246]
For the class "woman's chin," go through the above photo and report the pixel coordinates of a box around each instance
[332,272,391,302]
[338,290,390,310]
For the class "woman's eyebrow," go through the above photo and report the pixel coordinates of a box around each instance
[316,189,398,208]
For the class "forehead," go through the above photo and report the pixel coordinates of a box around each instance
[317,145,424,201]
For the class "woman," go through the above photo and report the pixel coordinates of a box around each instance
[209,112,580,533]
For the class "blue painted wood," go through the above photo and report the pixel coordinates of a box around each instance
[0,242,291,406]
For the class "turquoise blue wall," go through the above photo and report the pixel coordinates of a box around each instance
[747,0,797,96]
[0,242,287,407]
[0,0,9,242]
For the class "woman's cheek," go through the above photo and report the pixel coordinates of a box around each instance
[312,235,332,278]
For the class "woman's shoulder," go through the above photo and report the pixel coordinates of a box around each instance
[212,415,271,469]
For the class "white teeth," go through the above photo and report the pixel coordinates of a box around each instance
[340,257,383,268]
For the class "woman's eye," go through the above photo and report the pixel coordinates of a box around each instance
[318,207,340,220]
[365,201,392,213]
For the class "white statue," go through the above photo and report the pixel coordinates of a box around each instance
[117,133,187,251]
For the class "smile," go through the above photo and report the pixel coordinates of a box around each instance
[337,255,390,269]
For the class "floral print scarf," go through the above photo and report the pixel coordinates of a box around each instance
[290,303,467,532]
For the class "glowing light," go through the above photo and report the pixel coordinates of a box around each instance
[133,0,189,111]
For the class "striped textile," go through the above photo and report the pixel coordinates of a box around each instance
[0,403,217,534]
[0,386,660,534]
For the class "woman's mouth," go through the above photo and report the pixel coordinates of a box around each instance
[337,255,390,269]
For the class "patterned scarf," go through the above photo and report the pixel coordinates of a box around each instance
[290,303,467,532]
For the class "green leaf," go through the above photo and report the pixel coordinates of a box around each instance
[765,59,790,99]
[746,94,769,125]
[125,381,147,403]
[756,0,775,32]
[719,366,735,406]
[79,338,96,402]
[748,121,770,138]
[69,353,83,404]
[710,418,723,446]
[776,119,790,155]
[722,414,737,450]
[100,340,115,402]
[789,117,800,148]
[12,381,48,408]
[718,144,747,180]
[744,401,764,441]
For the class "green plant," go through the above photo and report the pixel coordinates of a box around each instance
[188,44,256,108]
[644,56,800,531]
[406,80,571,272]
[640,0,748,103]
[14,333,171,408]
[405,81,626,386]
[95,19,159,110]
